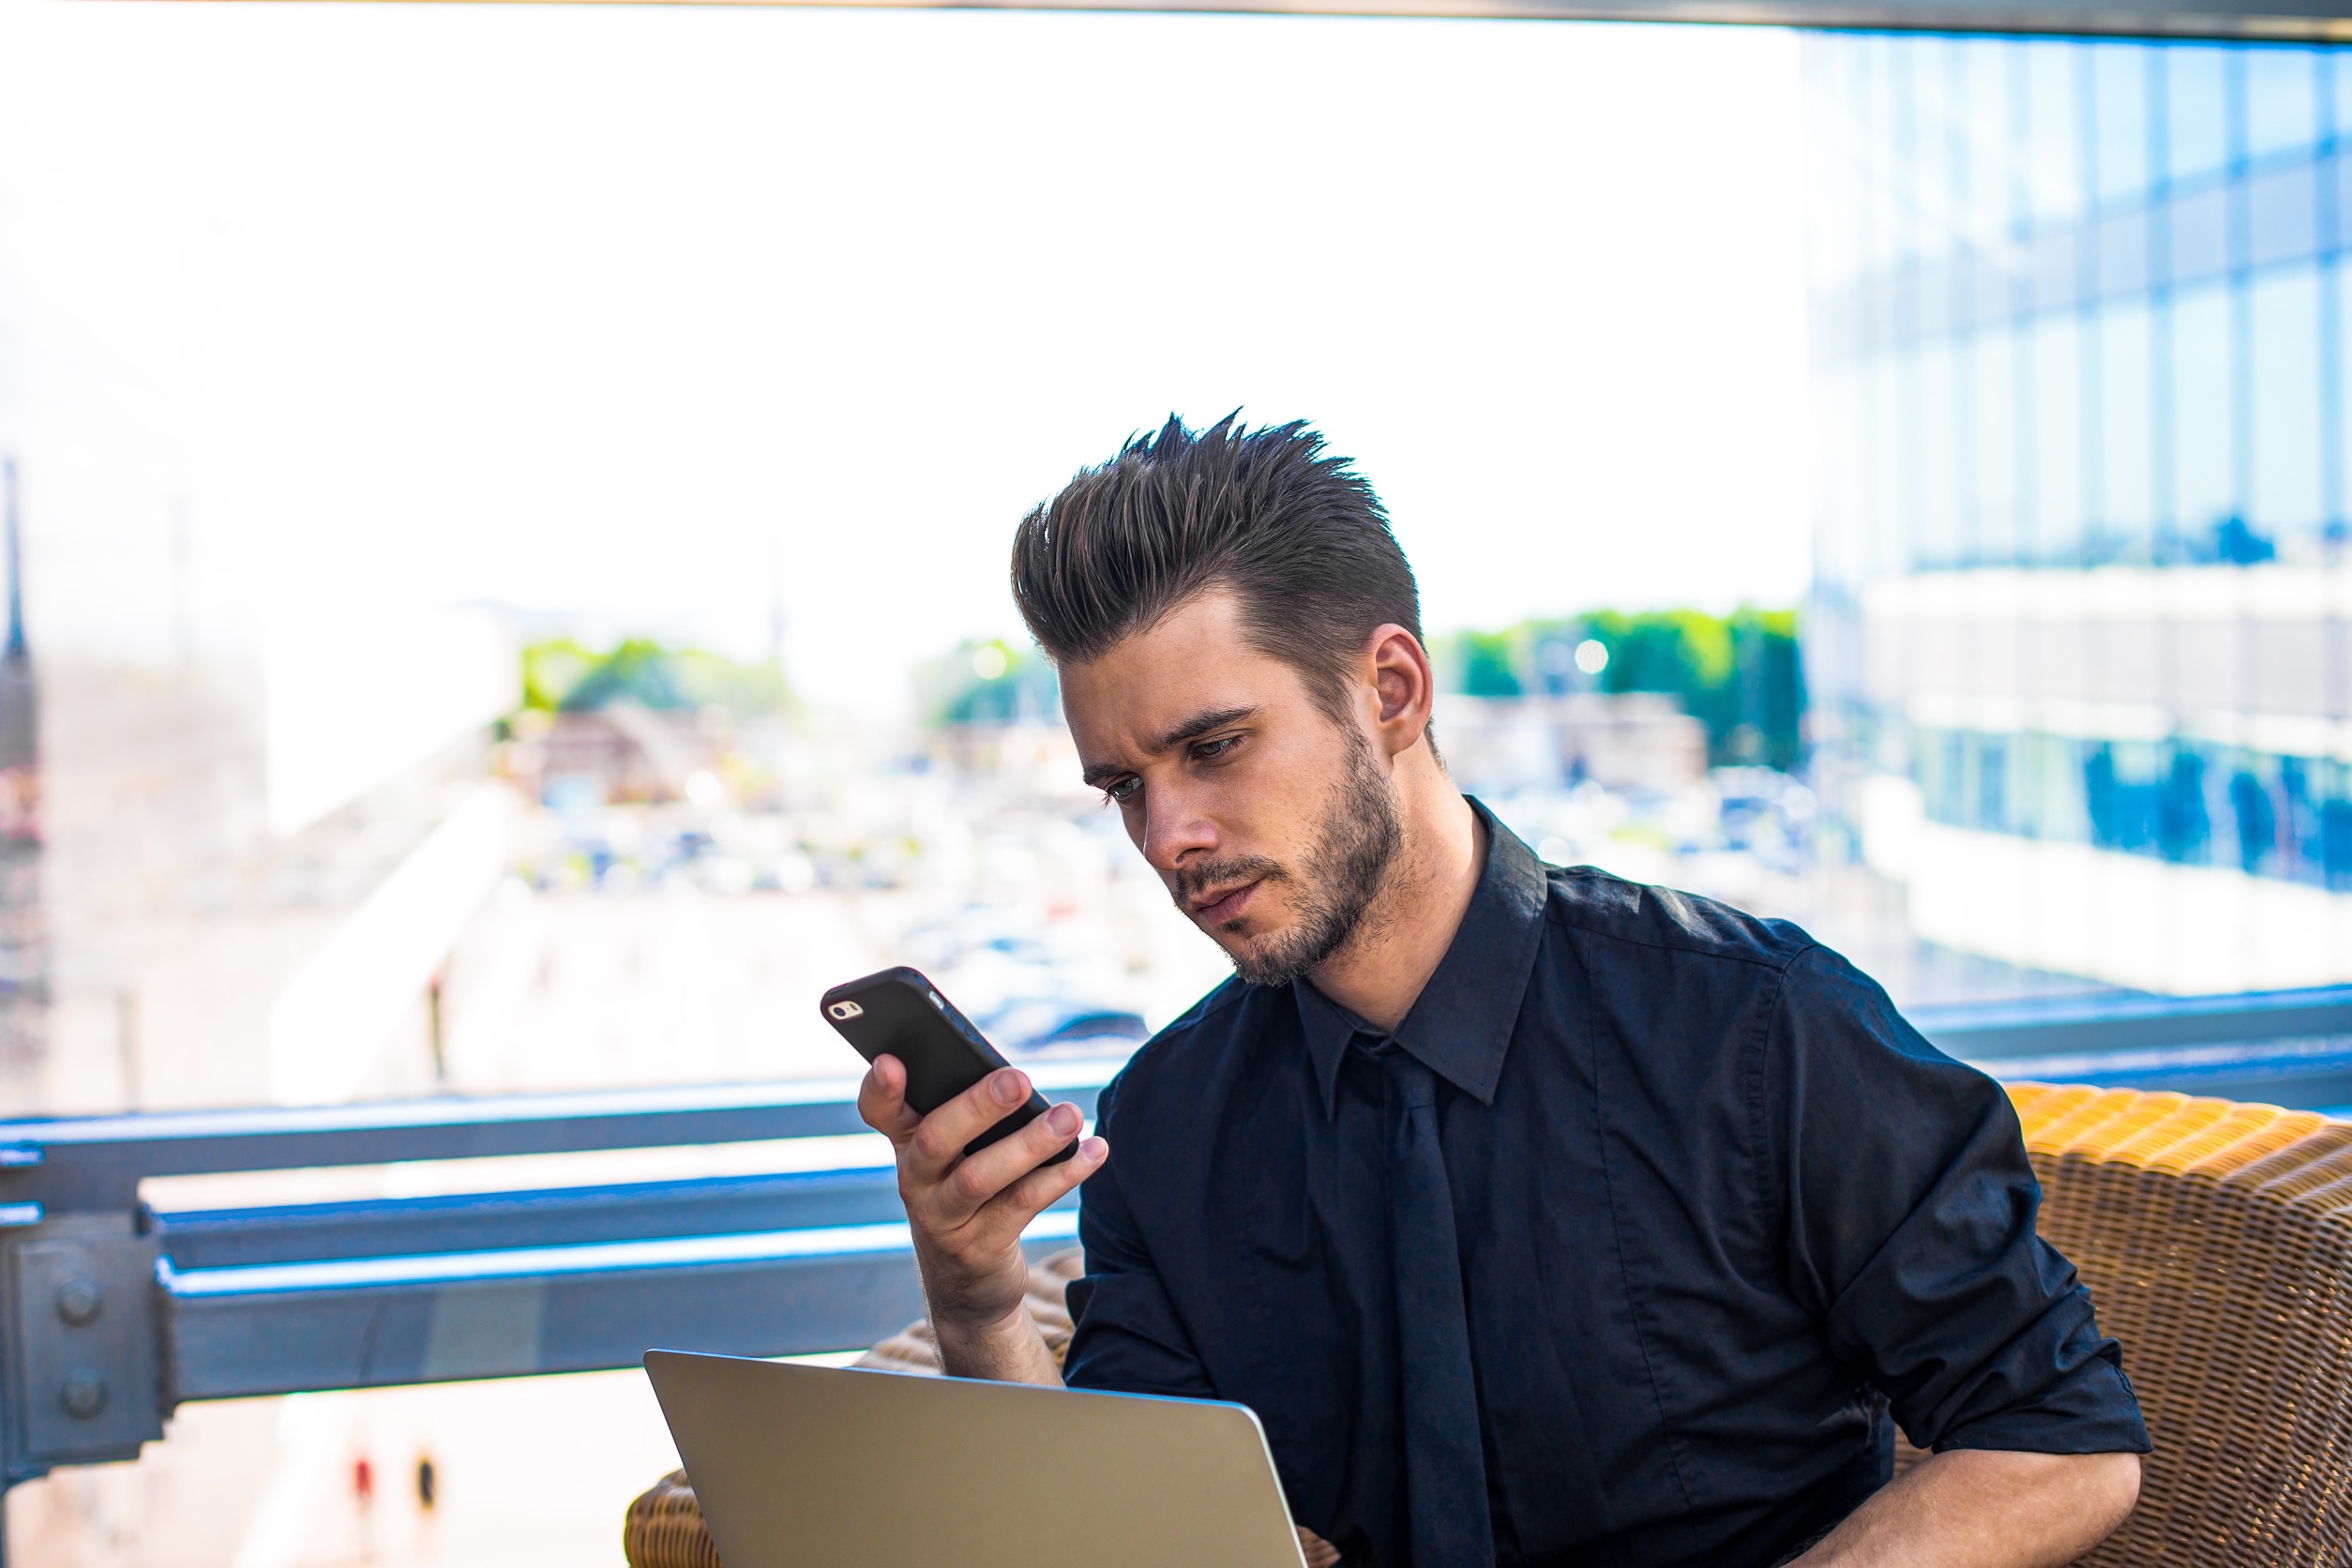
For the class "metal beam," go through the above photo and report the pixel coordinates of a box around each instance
[152,1164,1078,1270]
[1912,985,2352,1060]
[263,0,2352,45]
[0,1063,1116,1213]
[162,1214,1082,1399]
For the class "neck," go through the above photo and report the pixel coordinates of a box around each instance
[1307,762,1485,1033]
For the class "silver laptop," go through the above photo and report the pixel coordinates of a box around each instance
[644,1349,1311,1568]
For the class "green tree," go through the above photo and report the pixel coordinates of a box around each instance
[520,638,792,716]
[1445,607,1805,770]
[1457,630,1524,698]
[919,640,1060,727]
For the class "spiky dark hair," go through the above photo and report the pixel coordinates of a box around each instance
[1010,414,1422,716]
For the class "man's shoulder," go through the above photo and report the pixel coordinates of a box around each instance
[1095,974,1267,1121]
[1541,861,1819,978]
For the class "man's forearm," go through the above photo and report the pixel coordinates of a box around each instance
[932,1307,1067,1386]
[1796,1449,2140,1568]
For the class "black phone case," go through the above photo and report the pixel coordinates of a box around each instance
[819,966,1077,1165]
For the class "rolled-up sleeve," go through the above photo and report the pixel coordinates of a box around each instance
[1063,1078,1217,1399]
[1772,946,2150,1455]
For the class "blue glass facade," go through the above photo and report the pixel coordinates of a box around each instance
[1803,37,2352,919]
[1912,728,2352,886]
[1810,38,2350,576]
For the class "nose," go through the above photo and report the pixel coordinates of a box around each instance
[1138,784,1218,877]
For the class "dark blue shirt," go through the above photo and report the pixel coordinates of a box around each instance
[1063,804,2148,1568]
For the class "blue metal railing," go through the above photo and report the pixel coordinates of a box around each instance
[1911,983,2352,1109]
[0,988,2346,1560]
[0,1062,1117,1505]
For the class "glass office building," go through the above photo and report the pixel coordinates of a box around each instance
[1802,37,2352,993]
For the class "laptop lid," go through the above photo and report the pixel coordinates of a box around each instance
[644,1349,1310,1568]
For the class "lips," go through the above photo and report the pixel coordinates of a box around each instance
[1191,881,1260,927]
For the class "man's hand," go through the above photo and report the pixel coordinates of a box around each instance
[857,1055,1107,1384]
[1794,1449,2140,1567]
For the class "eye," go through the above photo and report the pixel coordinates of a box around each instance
[1104,775,1141,805]
[1192,735,1240,761]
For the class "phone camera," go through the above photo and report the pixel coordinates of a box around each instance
[827,1001,865,1021]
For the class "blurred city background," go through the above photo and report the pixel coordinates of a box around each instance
[0,0,2344,1560]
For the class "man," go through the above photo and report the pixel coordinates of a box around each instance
[857,415,2147,1568]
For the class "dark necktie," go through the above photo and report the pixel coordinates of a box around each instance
[1372,1042,1496,1568]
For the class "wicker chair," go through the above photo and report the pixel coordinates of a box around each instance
[628,1086,2352,1567]
[1992,1083,2352,1566]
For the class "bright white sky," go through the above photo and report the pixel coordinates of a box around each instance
[0,0,1807,713]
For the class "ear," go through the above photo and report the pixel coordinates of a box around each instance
[1364,624,1435,762]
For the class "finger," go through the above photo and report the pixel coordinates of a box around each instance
[935,1100,1094,1225]
[924,1095,1082,1229]
[989,1127,1106,1220]
[903,1067,1035,1184]
[942,1132,1107,1261]
[856,1056,921,1142]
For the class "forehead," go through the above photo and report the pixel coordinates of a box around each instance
[1059,590,1313,761]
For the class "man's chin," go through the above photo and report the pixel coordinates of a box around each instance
[1213,925,1320,988]
[1201,918,1272,959]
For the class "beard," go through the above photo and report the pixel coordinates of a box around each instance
[1169,729,1403,988]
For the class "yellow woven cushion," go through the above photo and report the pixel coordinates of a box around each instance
[624,1247,1085,1568]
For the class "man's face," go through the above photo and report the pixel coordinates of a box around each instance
[1060,588,1400,986]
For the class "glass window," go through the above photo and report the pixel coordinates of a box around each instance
[2279,756,2322,885]
[1958,38,2014,248]
[2338,264,2352,530]
[1980,735,2012,832]
[1811,366,1860,590]
[2169,281,2237,551]
[2247,157,2320,269]
[1866,355,1910,573]
[1917,339,1961,565]
[2093,44,2152,204]
[2095,297,2157,557]
[2245,47,2320,159]
[1961,245,2012,335]
[1856,37,1904,277]
[2159,745,2213,865]
[1828,44,1878,292]
[2164,46,2230,185]
[1906,38,1957,259]
[2029,225,2081,314]
[2024,41,2087,223]
[2324,764,2352,891]
[2338,148,2352,264]
[2030,732,2092,843]
[1968,324,2022,563]
[2250,263,2326,543]
[1881,36,1919,263]
[1923,730,1967,823]
[2095,204,2150,297]
[2014,731,2052,838]
[2029,309,2086,562]
[2167,183,2231,285]
[2088,741,2147,852]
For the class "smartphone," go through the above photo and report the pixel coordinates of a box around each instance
[820,966,1077,1166]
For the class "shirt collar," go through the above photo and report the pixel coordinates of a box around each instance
[1293,797,1551,1118]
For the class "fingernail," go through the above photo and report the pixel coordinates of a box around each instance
[1047,1103,1081,1137]
[991,1070,1026,1106]
[1080,1136,1108,1164]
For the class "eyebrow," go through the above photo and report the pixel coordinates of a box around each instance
[1079,704,1259,788]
